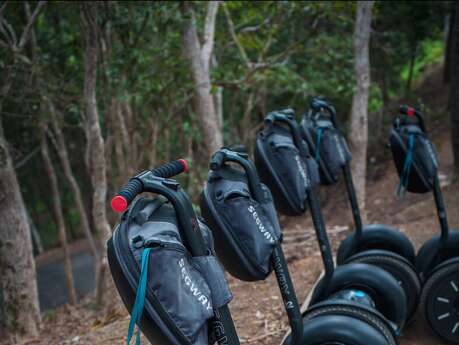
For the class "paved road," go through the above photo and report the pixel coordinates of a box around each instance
[37,250,95,310]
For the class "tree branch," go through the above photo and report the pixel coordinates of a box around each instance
[222,2,251,68]
[17,1,46,51]
[201,1,219,72]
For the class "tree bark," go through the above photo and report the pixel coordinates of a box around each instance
[40,122,77,305]
[349,1,374,223]
[0,119,41,342]
[444,6,455,83]
[81,3,113,308]
[405,42,417,95]
[449,1,459,175]
[28,211,43,255]
[181,2,223,160]
[48,101,100,267]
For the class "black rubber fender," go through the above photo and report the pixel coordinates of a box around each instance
[416,230,459,281]
[337,224,416,265]
[282,313,395,345]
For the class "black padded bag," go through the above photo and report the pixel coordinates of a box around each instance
[301,113,351,185]
[108,197,232,345]
[390,114,438,194]
[255,111,319,216]
[201,164,281,282]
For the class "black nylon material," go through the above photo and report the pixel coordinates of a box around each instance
[390,123,438,193]
[109,198,232,345]
[255,124,310,215]
[301,115,351,185]
[201,166,281,281]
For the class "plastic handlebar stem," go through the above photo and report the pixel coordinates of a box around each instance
[210,151,226,171]
[310,97,338,127]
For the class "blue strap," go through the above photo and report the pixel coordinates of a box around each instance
[396,134,415,198]
[126,247,152,345]
[315,128,323,162]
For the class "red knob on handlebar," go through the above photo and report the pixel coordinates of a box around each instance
[111,195,129,213]
[406,107,415,117]
[178,159,188,172]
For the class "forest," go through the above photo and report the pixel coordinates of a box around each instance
[1,1,458,345]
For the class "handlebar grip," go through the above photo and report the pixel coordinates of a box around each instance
[210,151,225,171]
[111,159,188,213]
[151,159,188,178]
[111,178,143,213]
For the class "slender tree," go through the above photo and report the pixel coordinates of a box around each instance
[47,101,100,270]
[181,2,222,160]
[449,1,459,176]
[40,121,77,305]
[0,2,45,340]
[81,3,113,308]
[349,1,374,222]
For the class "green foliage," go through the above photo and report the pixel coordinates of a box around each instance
[0,1,449,251]
[400,39,445,83]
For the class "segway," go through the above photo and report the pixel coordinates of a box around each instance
[201,147,402,345]
[390,105,459,344]
[108,160,239,345]
[300,98,421,321]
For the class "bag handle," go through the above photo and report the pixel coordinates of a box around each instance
[210,148,265,202]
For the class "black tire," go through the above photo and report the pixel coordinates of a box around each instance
[345,250,421,322]
[310,263,407,329]
[337,225,416,265]
[282,313,394,345]
[420,260,459,344]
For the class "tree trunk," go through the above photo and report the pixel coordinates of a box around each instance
[48,101,100,268]
[81,3,113,309]
[449,1,459,175]
[28,212,44,255]
[444,6,455,83]
[40,123,77,305]
[181,2,222,160]
[349,1,374,223]
[405,42,417,95]
[0,119,41,341]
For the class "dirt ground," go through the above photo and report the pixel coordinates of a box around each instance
[20,68,457,345]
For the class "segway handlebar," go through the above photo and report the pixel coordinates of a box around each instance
[310,97,337,127]
[210,148,265,202]
[111,159,188,213]
[399,105,426,132]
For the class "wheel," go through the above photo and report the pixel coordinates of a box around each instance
[420,258,459,344]
[310,263,407,329]
[344,249,421,322]
[281,303,397,345]
[416,231,459,281]
[337,224,416,265]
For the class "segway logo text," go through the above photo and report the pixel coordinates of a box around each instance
[294,155,309,186]
[179,259,212,311]
[334,134,346,164]
[248,205,275,243]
